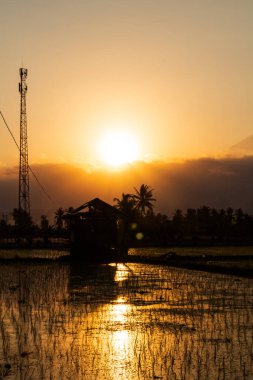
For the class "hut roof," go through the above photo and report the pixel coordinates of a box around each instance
[65,198,122,219]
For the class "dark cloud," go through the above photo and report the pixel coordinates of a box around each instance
[1,157,253,222]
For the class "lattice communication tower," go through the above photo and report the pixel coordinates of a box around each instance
[19,68,30,215]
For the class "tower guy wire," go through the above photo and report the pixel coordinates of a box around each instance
[0,110,53,204]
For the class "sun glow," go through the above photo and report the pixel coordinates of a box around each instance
[98,130,139,167]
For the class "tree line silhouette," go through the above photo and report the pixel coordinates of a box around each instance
[0,184,253,246]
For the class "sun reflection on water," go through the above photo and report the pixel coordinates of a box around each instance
[105,265,136,378]
[109,263,130,283]
[108,296,133,379]
[1,263,252,379]
[112,297,128,322]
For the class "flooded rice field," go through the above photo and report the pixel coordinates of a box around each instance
[0,260,253,379]
[129,246,253,257]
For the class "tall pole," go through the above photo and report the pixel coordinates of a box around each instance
[19,68,30,215]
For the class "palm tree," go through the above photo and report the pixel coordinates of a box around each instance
[40,215,49,232]
[172,209,184,235]
[132,184,156,217]
[113,193,136,218]
[54,207,65,230]
[64,206,74,229]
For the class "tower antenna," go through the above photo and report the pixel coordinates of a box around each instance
[19,68,30,215]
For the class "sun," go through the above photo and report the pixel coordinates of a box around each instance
[98,130,139,167]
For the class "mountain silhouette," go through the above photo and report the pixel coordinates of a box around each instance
[230,135,253,155]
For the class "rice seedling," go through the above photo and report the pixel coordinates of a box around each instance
[0,256,252,379]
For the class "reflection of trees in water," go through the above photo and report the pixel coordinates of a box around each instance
[0,263,69,307]
[68,262,144,308]
[0,262,123,378]
[1,262,253,379]
[68,263,118,305]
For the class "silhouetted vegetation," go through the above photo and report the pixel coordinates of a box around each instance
[112,185,253,247]
[132,184,156,216]
[54,207,65,231]
[130,205,253,247]
[12,208,33,234]
[0,206,69,248]
[0,183,253,247]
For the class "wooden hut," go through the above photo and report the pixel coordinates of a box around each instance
[64,198,127,260]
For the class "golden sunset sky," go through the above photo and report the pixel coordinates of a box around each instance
[1,0,253,169]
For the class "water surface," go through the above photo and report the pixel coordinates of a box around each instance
[0,261,252,379]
